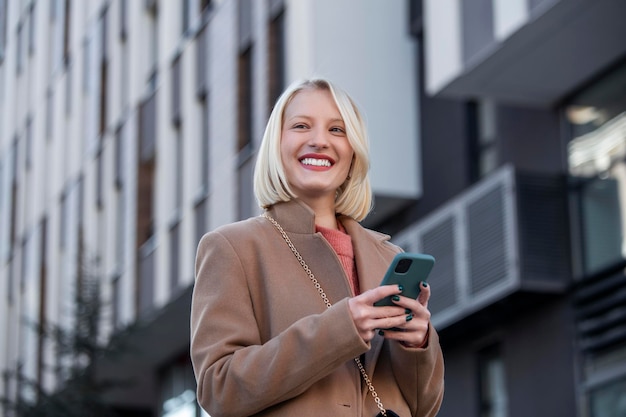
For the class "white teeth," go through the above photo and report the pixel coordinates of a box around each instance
[301,158,331,167]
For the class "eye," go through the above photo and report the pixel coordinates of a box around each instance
[330,126,346,134]
[292,123,309,129]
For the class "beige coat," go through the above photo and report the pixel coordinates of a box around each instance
[191,199,444,417]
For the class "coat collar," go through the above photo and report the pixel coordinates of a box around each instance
[265,198,394,304]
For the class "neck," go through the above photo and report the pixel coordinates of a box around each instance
[300,197,338,230]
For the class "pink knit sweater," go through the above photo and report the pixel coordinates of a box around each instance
[316,222,360,296]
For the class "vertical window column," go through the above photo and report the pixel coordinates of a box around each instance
[236,0,255,220]
[136,92,157,316]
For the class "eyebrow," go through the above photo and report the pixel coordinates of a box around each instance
[287,115,345,123]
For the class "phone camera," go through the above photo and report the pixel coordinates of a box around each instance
[394,258,412,274]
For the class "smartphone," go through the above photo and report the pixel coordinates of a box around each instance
[374,253,435,307]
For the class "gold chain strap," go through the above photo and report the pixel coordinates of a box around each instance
[262,213,389,416]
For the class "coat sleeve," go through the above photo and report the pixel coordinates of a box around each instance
[389,323,445,417]
[190,231,369,417]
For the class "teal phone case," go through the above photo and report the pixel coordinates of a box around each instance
[374,253,435,307]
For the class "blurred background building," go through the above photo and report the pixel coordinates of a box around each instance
[0,0,625,416]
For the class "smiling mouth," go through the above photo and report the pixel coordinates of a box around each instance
[300,158,332,167]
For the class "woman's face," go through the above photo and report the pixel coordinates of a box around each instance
[280,88,354,206]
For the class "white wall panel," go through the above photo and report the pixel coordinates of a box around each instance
[424,0,462,96]
[493,0,528,41]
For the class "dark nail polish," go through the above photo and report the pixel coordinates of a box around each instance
[421,281,428,288]
[378,330,385,336]
[406,314,413,322]
[398,284,404,292]
[405,308,411,314]
[392,295,400,302]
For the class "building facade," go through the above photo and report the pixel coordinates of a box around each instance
[1,0,625,416]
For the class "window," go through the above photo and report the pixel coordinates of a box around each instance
[237,0,255,220]
[237,0,254,152]
[0,0,7,62]
[25,117,33,170]
[95,147,104,209]
[461,0,494,65]
[136,94,157,316]
[112,274,122,328]
[478,344,508,417]
[59,191,67,250]
[468,99,498,182]
[37,216,48,383]
[566,60,626,277]
[9,139,18,257]
[175,131,183,210]
[169,223,180,292]
[589,376,626,417]
[28,3,35,56]
[171,54,182,126]
[182,0,191,36]
[16,21,24,75]
[200,0,212,22]
[585,342,626,417]
[199,99,209,191]
[120,36,129,112]
[63,0,71,66]
[99,10,108,135]
[119,0,127,40]
[82,38,90,93]
[195,23,208,99]
[65,60,73,114]
[237,45,253,152]
[194,197,207,248]
[147,6,159,90]
[114,124,124,188]
[160,356,199,417]
[115,188,125,267]
[46,88,54,140]
[267,9,284,111]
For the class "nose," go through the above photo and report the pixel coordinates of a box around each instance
[308,128,330,149]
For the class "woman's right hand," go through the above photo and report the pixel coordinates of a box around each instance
[347,285,408,343]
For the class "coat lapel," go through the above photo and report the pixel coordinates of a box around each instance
[341,216,398,378]
[268,201,399,377]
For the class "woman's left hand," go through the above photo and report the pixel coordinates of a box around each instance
[380,281,431,348]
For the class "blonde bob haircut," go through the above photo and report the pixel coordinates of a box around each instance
[253,78,373,221]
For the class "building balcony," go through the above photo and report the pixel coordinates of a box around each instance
[424,0,626,106]
[393,165,571,333]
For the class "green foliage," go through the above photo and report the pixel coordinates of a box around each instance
[1,262,137,417]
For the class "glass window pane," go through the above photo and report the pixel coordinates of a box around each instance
[566,61,626,277]
[590,376,626,417]
[479,345,508,417]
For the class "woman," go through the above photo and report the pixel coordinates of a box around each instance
[190,78,444,417]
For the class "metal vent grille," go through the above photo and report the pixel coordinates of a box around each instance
[392,165,519,329]
[421,216,458,315]
[467,185,508,296]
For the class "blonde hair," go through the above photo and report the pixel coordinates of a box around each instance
[253,78,373,221]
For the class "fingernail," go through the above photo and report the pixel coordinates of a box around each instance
[378,330,385,336]
[405,308,411,314]
[421,281,428,288]
[406,314,413,322]
[392,295,400,302]
[398,284,404,292]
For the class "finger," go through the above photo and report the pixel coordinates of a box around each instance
[417,281,430,308]
[375,313,414,331]
[359,284,403,305]
[372,305,407,319]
